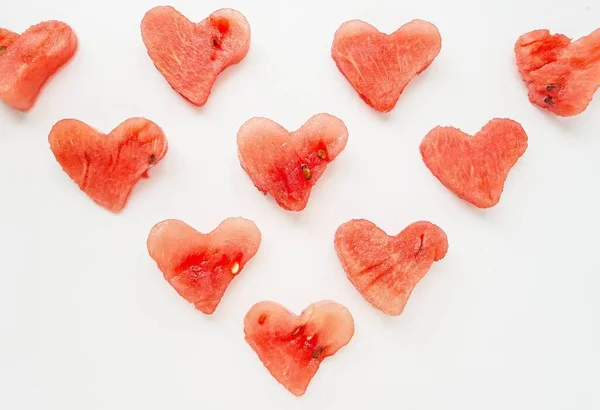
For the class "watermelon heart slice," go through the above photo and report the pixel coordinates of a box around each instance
[244,300,354,396]
[331,19,441,112]
[515,28,600,116]
[0,21,77,111]
[237,114,348,211]
[335,220,448,316]
[141,6,250,106]
[420,118,528,208]
[147,218,261,314]
[49,118,167,212]
[0,29,19,48]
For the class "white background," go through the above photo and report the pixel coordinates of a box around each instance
[1,0,599,409]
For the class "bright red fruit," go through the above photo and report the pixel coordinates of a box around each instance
[244,300,354,396]
[335,220,448,316]
[141,6,250,106]
[237,114,348,211]
[515,28,600,116]
[332,19,441,112]
[0,21,77,111]
[420,118,528,208]
[147,218,261,314]
[49,118,167,212]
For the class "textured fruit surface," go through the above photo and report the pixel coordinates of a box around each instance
[0,21,77,111]
[335,220,448,316]
[49,118,167,212]
[331,19,441,112]
[420,118,528,208]
[0,29,19,48]
[141,6,250,106]
[515,28,600,116]
[237,114,348,211]
[147,218,261,314]
[244,300,354,396]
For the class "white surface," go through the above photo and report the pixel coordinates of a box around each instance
[1,0,599,409]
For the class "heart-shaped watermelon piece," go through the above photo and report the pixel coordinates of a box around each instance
[420,118,528,208]
[0,21,77,111]
[141,6,250,106]
[49,117,167,212]
[147,218,261,315]
[244,300,354,396]
[331,19,441,112]
[335,220,448,316]
[515,28,600,116]
[237,113,348,211]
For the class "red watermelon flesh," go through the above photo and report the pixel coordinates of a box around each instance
[148,218,261,314]
[420,118,528,209]
[0,29,19,48]
[331,19,441,112]
[49,118,167,212]
[0,21,77,111]
[141,6,250,106]
[335,220,448,316]
[237,114,348,211]
[515,28,600,116]
[244,300,354,396]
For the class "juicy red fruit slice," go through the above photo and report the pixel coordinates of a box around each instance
[49,118,167,212]
[0,29,19,48]
[0,21,77,111]
[420,118,528,208]
[237,113,348,211]
[332,19,441,112]
[244,300,354,396]
[147,218,261,314]
[515,28,600,116]
[141,6,250,106]
[335,220,448,316]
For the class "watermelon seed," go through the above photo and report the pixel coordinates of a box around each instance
[306,335,313,341]
[292,326,303,336]
[258,314,267,325]
[212,38,222,48]
[317,149,327,159]
[149,154,156,164]
[301,164,312,180]
[312,347,324,359]
[0,46,6,54]
[231,262,240,275]
[545,83,561,91]
[544,96,553,105]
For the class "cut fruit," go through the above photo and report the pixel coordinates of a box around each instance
[0,29,19,49]
[237,113,348,211]
[335,220,448,316]
[420,118,528,208]
[515,28,600,116]
[147,218,261,314]
[331,19,441,112]
[141,6,250,106]
[0,21,77,111]
[244,300,354,396]
[48,118,167,212]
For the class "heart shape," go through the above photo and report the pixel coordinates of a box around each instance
[335,220,448,316]
[420,118,528,208]
[0,21,77,111]
[141,6,250,106]
[49,117,168,212]
[147,218,261,314]
[244,300,354,396]
[237,113,348,211]
[515,28,600,116]
[331,19,441,112]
